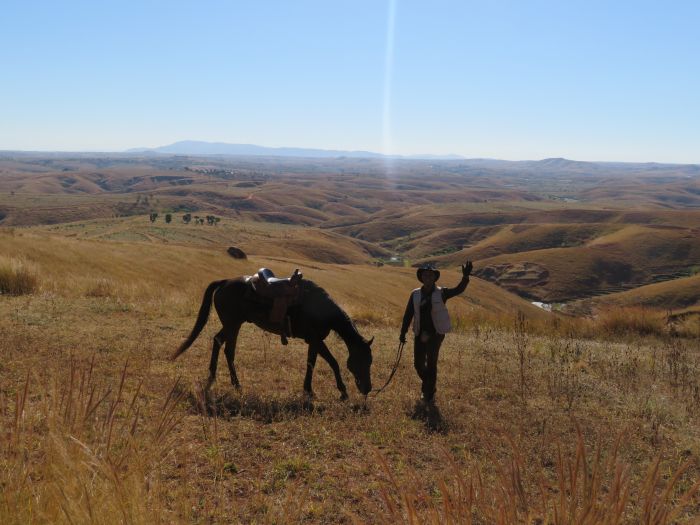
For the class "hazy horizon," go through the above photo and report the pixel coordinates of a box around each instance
[1,140,700,166]
[3,1,700,163]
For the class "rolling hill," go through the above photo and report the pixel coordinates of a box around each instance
[2,153,700,309]
[0,228,547,323]
[581,273,700,310]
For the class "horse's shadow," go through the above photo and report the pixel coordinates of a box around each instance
[180,385,323,423]
[410,400,448,434]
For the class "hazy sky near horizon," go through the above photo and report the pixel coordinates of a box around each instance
[2,1,699,163]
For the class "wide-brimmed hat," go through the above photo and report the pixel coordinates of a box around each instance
[416,263,440,283]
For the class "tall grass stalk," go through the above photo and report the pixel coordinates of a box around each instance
[513,311,530,404]
[0,357,183,525]
[377,429,700,524]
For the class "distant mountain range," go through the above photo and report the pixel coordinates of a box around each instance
[127,140,465,160]
[121,143,700,171]
[2,143,698,170]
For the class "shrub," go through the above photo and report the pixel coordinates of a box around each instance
[349,306,393,326]
[84,278,116,298]
[0,256,39,295]
[597,306,666,337]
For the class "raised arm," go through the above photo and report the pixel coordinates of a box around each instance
[442,261,473,301]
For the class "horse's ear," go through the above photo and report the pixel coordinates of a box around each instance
[367,336,374,347]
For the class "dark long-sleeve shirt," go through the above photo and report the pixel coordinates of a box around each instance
[400,277,469,336]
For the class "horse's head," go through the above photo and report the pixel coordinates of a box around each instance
[347,336,374,395]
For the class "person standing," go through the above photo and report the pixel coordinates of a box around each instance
[399,261,473,403]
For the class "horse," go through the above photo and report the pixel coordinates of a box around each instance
[172,276,374,399]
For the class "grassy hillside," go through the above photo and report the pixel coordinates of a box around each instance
[1,230,699,523]
[33,215,390,264]
[584,273,700,310]
[0,229,547,323]
[428,224,700,302]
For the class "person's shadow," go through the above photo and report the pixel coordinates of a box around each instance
[410,400,448,434]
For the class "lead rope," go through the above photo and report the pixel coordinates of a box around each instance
[369,341,405,397]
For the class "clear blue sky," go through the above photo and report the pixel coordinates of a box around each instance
[2,1,699,162]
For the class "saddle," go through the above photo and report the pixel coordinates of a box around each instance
[248,268,303,344]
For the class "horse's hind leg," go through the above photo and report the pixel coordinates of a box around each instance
[303,343,319,398]
[316,342,348,400]
[206,329,225,391]
[223,323,242,390]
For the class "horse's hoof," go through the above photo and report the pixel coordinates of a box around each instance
[339,392,349,401]
[304,390,315,400]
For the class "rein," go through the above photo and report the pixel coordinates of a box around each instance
[370,341,405,397]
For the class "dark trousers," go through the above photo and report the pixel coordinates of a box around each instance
[413,333,445,400]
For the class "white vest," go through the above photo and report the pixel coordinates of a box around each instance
[412,287,451,335]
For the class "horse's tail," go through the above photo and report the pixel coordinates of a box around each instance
[171,280,226,360]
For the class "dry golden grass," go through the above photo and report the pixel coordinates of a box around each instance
[588,274,700,311]
[595,307,669,338]
[0,229,547,319]
[0,255,39,295]
[2,295,699,523]
[1,230,699,523]
[33,215,390,265]
[376,429,700,524]
[2,361,183,525]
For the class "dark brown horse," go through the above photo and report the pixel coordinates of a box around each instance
[172,277,373,399]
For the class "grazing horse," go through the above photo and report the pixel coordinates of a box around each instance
[172,277,373,399]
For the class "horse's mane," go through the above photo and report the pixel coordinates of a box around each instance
[299,279,368,345]
[299,279,343,316]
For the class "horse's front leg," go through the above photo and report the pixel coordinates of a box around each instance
[316,341,348,400]
[223,323,242,390]
[303,343,319,398]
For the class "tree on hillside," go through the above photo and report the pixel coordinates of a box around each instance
[165,213,172,224]
[182,213,192,224]
[149,212,158,223]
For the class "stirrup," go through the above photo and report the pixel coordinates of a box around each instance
[280,317,291,345]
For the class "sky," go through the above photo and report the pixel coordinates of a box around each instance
[1,1,699,163]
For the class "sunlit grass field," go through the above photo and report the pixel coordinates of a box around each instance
[1,227,699,523]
